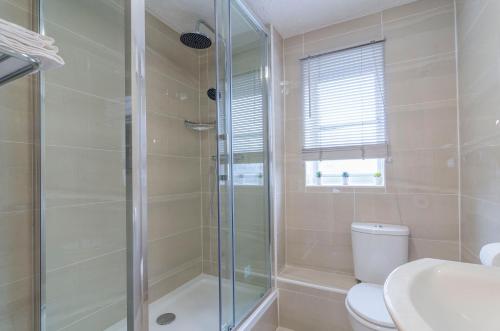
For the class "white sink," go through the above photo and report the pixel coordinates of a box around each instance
[384,258,500,331]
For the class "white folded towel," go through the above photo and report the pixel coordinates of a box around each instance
[0,18,64,72]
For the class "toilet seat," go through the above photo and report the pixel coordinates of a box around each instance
[346,283,395,329]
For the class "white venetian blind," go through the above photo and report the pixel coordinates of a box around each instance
[301,41,387,160]
[232,70,264,162]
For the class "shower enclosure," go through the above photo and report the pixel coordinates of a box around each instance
[0,0,271,330]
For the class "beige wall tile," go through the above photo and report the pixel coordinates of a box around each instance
[385,53,456,107]
[399,194,459,241]
[409,238,459,261]
[303,24,383,58]
[249,299,278,331]
[57,299,126,331]
[45,84,125,151]
[286,192,334,231]
[0,104,33,144]
[384,3,455,64]
[304,13,381,45]
[461,195,500,257]
[148,154,201,197]
[44,0,125,53]
[457,0,500,260]
[44,21,125,101]
[284,156,306,192]
[148,229,202,282]
[0,277,33,331]
[45,146,125,207]
[146,68,200,122]
[279,288,350,331]
[46,251,126,330]
[147,113,200,157]
[382,0,453,23]
[287,228,353,274]
[386,148,458,194]
[149,261,202,302]
[282,0,459,275]
[387,100,457,152]
[0,211,33,285]
[0,141,33,213]
[46,202,126,270]
[0,3,34,330]
[0,77,33,115]
[145,10,205,298]
[148,194,201,241]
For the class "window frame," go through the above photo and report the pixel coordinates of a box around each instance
[305,158,386,187]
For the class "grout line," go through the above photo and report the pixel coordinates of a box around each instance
[46,247,126,274]
[45,143,125,154]
[44,199,125,211]
[45,81,126,105]
[149,226,201,244]
[55,297,125,331]
[0,139,34,145]
[382,2,455,25]
[0,275,33,290]
[385,50,456,67]
[146,60,200,91]
[149,257,202,286]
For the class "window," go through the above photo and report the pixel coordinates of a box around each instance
[301,41,387,186]
[231,70,265,186]
[306,159,384,186]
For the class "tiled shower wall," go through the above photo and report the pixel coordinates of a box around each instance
[145,13,204,302]
[282,0,460,275]
[0,1,34,330]
[456,0,500,263]
[43,0,128,329]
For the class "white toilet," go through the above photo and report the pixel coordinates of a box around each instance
[345,223,409,331]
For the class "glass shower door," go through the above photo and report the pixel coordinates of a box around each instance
[229,1,271,324]
[215,0,235,330]
[39,0,146,329]
[216,1,271,329]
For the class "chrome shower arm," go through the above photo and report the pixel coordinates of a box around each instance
[195,19,215,34]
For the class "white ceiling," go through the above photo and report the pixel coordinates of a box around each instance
[146,0,215,35]
[244,0,418,38]
[146,0,419,40]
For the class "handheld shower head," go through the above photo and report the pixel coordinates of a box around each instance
[207,88,218,101]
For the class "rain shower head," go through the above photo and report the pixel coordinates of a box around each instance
[180,32,212,49]
[180,20,214,50]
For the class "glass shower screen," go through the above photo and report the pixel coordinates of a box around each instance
[217,0,272,329]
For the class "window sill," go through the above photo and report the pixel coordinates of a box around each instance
[306,184,385,188]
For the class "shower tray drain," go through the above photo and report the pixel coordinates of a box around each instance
[156,313,176,325]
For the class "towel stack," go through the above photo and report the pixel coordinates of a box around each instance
[0,18,64,72]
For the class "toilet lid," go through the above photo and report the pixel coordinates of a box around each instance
[346,283,394,328]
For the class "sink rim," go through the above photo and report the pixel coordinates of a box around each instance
[383,258,500,331]
[384,258,439,331]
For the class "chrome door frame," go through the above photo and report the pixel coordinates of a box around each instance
[125,0,148,330]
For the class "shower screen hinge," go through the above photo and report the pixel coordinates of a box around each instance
[219,174,228,181]
[218,133,227,141]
